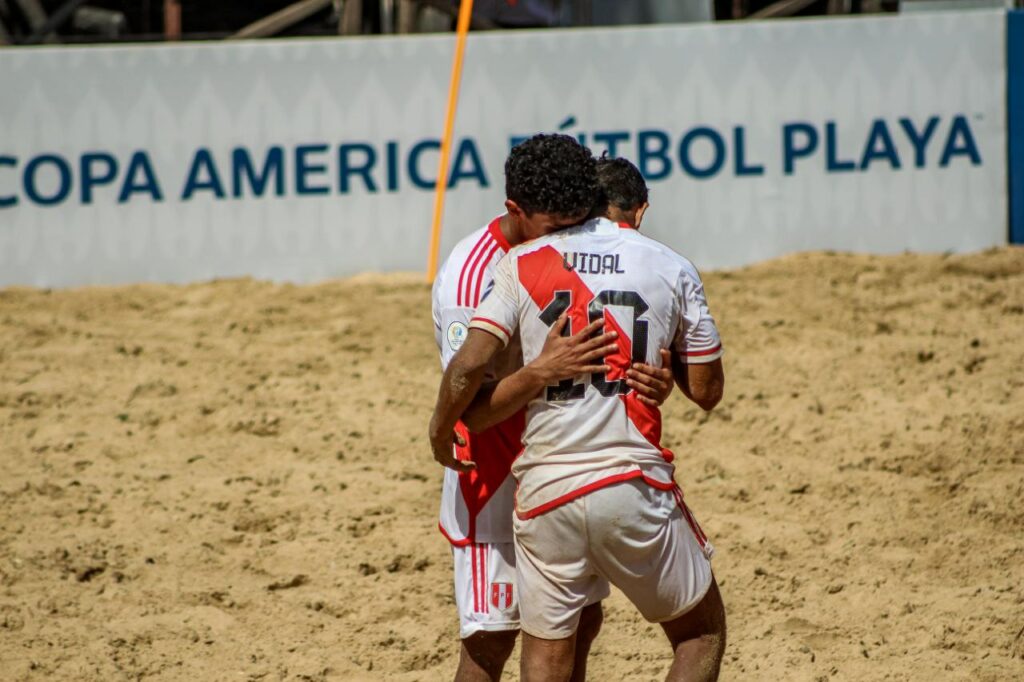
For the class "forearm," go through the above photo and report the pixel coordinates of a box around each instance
[671,355,724,411]
[429,356,490,444]
[462,365,549,432]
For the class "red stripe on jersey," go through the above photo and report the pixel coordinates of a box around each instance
[620,391,673,463]
[599,301,632,383]
[462,236,495,308]
[684,344,722,357]
[452,414,525,544]
[517,245,595,341]
[517,244,672,462]
[438,521,472,547]
[486,216,512,251]
[470,241,501,307]
[457,233,491,307]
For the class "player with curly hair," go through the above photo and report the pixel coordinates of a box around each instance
[430,135,677,681]
[431,153,727,682]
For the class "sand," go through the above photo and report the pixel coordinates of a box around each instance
[1,248,1022,681]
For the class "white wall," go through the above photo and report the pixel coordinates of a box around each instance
[0,11,1008,287]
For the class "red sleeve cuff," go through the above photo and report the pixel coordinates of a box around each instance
[469,317,511,346]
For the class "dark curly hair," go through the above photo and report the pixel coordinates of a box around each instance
[596,154,648,210]
[505,134,599,218]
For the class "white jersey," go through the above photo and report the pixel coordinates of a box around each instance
[469,217,723,519]
[432,217,523,546]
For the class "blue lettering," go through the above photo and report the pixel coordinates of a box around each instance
[448,138,489,188]
[940,115,982,167]
[825,122,856,172]
[859,119,902,170]
[295,144,330,195]
[232,146,284,198]
[509,136,529,149]
[593,131,630,158]
[637,130,672,181]
[0,155,17,208]
[119,151,163,203]
[783,123,818,175]
[899,116,939,168]
[557,116,586,147]
[181,148,225,200]
[24,154,71,206]
[80,152,119,204]
[408,139,441,190]
[734,127,764,177]
[386,141,399,192]
[679,127,725,179]
[338,143,378,194]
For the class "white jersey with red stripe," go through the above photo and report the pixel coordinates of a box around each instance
[469,217,723,519]
[432,216,523,546]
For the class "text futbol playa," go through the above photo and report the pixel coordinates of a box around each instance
[0,115,982,209]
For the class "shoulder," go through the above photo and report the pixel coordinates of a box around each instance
[435,222,500,304]
[447,224,494,270]
[622,230,696,271]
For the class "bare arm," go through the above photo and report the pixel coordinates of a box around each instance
[671,355,724,412]
[428,328,504,471]
[461,316,616,432]
[463,324,680,433]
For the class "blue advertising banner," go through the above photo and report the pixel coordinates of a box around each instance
[0,11,1011,287]
[1009,10,1024,244]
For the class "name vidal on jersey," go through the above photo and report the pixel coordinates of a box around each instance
[561,252,625,274]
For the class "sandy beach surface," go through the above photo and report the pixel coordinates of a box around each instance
[1,248,1022,681]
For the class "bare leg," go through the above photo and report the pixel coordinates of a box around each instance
[570,602,603,682]
[660,576,726,682]
[521,630,577,682]
[456,630,518,682]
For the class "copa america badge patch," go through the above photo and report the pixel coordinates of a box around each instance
[447,321,468,351]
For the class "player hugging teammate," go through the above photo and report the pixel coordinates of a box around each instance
[430,134,726,682]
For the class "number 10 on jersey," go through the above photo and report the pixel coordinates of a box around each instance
[538,289,650,401]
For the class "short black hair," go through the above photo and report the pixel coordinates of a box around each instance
[596,155,648,210]
[505,134,599,218]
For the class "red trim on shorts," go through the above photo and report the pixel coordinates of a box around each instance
[457,232,492,306]
[672,486,709,550]
[471,544,479,612]
[514,471,677,520]
[480,546,489,614]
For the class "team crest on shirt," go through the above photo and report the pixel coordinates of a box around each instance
[491,582,514,610]
[447,321,468,350]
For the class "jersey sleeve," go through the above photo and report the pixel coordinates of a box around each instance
[468,254,519,347]
[432,257,476,368]
[672,261,724,364]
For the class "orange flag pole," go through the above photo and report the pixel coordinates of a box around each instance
[426,0,475,283]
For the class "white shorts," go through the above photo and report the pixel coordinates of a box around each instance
[452,542,519,639]
[513,478,714,640]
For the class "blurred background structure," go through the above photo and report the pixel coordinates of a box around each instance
[6,0,1021,45]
